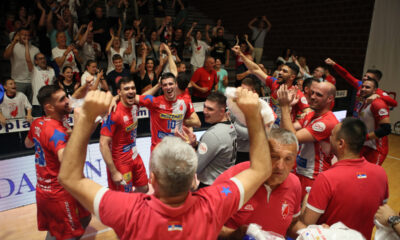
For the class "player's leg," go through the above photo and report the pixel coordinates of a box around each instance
[132,154,149,193]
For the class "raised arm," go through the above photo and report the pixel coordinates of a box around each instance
[4,34,18,59]
[24,39,33,72]
[186,22,197,40]
[325,58,360,88]
[59,90,114,213]
[205,24,212,43]
[244,34,254,53]
[231,45,268,82]
[261,16,272,32]
[105,29,115,54]
[162,43,178,77]
[248,17,257,29]
[231,88,272,204]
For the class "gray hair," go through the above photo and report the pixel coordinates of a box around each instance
[269,128,299,152]
[150,136,198,197]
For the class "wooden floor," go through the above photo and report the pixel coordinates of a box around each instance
[1,134,400,240]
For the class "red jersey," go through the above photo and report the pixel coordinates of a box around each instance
[332,63,397,117]
[307,158,388,239]
[94,178,244,240]
[324,75,336,85]
[263,76,309,126]
[296,111,338,179]
[358,98,389,156]
[139,95,194,151]
[190,67,218,98]
[177,88,192,103]
[28,117,69,198]
[214,162,301,236]
[100,101,140,164]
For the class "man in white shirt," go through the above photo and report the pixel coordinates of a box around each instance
[3,27,39,101]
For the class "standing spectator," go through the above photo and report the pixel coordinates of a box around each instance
[297,56,310,75]
[56,66,80,97]
[234,34,254,69]
[81,60,108,91]
[171,28,185,60]
[106,54,132,95]
[28,53,56,117]
[211,18,224,37]
[186,22,210,72]
[92,6,109,53]
[0,79,32,126]
[301,118,388,240]
[121,27,136,70]
[77,22,102,70]
[137,0,154,31]
[106,29,132,74]
[157,15,173,43]
[277,48,294,64]
[52,31,81,79]
[146,30,161,61]
[190,56,218,102]
[107,0,121,29]
[46,7,73,49]
[3,27,39,101]
[215,59,228,94]
[137,43,163,94]
[173,0,188,28]
[248,16,272,64]
[153,0,167,28]
[206,25,231,67]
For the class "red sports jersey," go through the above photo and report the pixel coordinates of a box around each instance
[358,98,389,164]
[332,63,397,117]
[94,179,244,240]
[214,162,301,236]
[139,95,194,151]
[296,111,338,180]
[263,76,309,126]
[307,158,388,239]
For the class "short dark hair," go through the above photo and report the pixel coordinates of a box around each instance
[117,76,135,90]
[206,91,226,108]
[85,60,97,69]
[160,72,176,84]
[62,66,73,73]
[176,73,190,91]
[37,85,62,107]
[2,78,14,85]
[112,54,123,62]
[337,118,367,154]
[242,77,261,96]
[366,69,383,80]
[303,77,320,91]
[285,62,299,76]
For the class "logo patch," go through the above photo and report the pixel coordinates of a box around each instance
[378,109,388,116]
[244,204,254,211]
[198,142,208,154]
[123,115,129,123]
[357,172,367,179]
[301,96,308,105]
[312,122,326,132]
[281,201,289,219]
[168,222,183,231]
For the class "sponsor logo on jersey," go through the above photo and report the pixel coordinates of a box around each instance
[157,131,175,139]
[378,108,388,116]
[160,104,166,110]
[168,221,183,231]
[357,172,367,179]
[244,204,254,211]
[123,115,129,123]
[123,171,132,182]
[198,142,208,154]
[122,142,136,152]
[281,201,289,219]
[160,113,184,120]
[125,121,138,132]
[312,121,326,132]
[301,96,308,105]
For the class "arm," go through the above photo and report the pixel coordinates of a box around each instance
[105,29,115,53]
[248,17,257,29]
[24,40,33,72]
[59,90,114,213]
[244,34,254,53]
[3,36,18,59]
[205,24,212,43]
[287,217,307,239]
[325,58,360,89]
[26,108,33,123]
[261,16,272,32]
[99,135,123,185]
[183,112,201,128]
[236,70,251,81]
[231,45,268,83]
[375,204,400,237]
[190,81,208,93]
[186,22,196,40]
[162,43,178,77]
[377,89,398,107]
[301,208,322,226]
[0,112,7,126]
[78,22,93,48]
[37,2,47,28]
[54,46,73,67]
[24,135,35,148]
[367,116,391,140]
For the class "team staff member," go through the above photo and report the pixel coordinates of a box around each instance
[232,46,310,126]
[278,82,338,198]
[302,118,388,240]
[58,87,273,239]
[100,77,149,193]
[217,128,305,239]
[190,56,218,102]
[358,79,391,165]
[25,85,91,239]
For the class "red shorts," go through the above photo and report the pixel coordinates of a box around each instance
[36,192,90,239]
[107,154,148,192]
[296,174,315,200]
[360,146,387,165]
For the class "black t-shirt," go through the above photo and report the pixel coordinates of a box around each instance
[210,37,231,64]
[106,68,131,95]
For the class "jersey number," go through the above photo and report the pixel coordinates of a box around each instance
[167,120,176,129]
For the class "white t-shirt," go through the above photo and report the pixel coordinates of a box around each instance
[121,39,136,66]
[107,47,126,74]
[80,41,100,70]
[162,55,177,74]
[0,92,32,119]
[81,71,100,90]
[52,46,79,72]
[31,66,56,106]
[190,39,209,68]
[8,42,39,83]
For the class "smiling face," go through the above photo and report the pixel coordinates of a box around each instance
[50,89,71,115]
[118,81,137,106]
[360,80,376,98]
[161,77,177,101]
[203,100,225,124]
[35,53,47,69]
[146,59,154,71]
[63,67,74,81]
[86,62,97,75]
[4,79,17,96]
[277,65,294,84]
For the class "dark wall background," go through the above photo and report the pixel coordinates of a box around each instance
[192,0,375,112]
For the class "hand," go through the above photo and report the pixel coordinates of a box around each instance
[13,33,20,43]
[72,47,78,55]
[0,115,6,126]
[26,114,33,123]
[85,75,94,86]
[324,58,336,66]
[87,21,93,32]
[175,125,196,146]
[66,45,74,53]
[192,22,197,28]
[375,204,399,227]
[244,34,248,41]
[109,28,115,37]
[277,84,295,107]
[366,93,380,104]
[37,1,45,11]
[161,43,171,55]
[108,95,120,114]
[111,170,124,186]
[288,87,300,106]
[225,60,229,67]
[96,69,104,79]
[81,90,113,122]
[234,87,260,117]
[231,45,242,55]
[205,24,210,31]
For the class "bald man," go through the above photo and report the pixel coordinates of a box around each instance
[190,56,218,102]
[278,81,339,198]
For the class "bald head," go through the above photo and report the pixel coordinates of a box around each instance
[309,81,336,112]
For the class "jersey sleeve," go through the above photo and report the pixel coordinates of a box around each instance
[304,114,337,141]
[138,95,156,109]
[376,88,398,107]
[306,173,331,214]
[184,100,195,119]
[47,124,68,153]
[370,99,390,122]
[295,90,309,111]
[196,131,224,173]
[100,113,117,137]
[264,76,276,89]
[293,175,302,217]
[332,63,361,89]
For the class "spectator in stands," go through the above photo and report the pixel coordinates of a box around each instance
[171,28,185,60]
[153,0,168,29]
[137,43,163,94]
[277,48,294,64]
[248,16,272,64]
[27,53,56,117]
[0,79,32,126]
[211,18,224,37]
[324,68,336,84]
[177,62,187,74]
[298,56,310,75]
[215,59,228,94]
[206,25,231,67]
[157,15,173,43]
[301,118,388,240]
[56,66,80,97]
[186,22,210,72]
[173,0,189,28]
[107,54,133,95]
[146,30,161,61]
[77,22,102,70]
[4,27,40,102]
[52,31,81,80]
[235,34,254,69]
[137,0,153,31]
[190,56,218,102]
[81,60,108,91]
[92,6,109,53]
[46,7,73,49]
[106,28,132,74]
[35,1,52,58]
[121,27,137,70]
[160,43,181,74]
[300,65,325,82]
